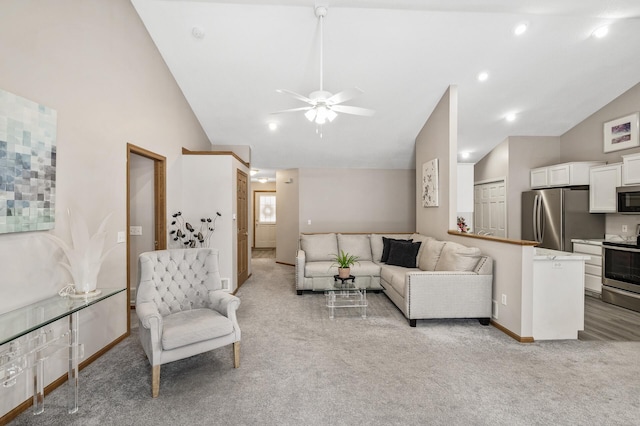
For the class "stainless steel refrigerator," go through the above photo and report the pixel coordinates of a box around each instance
[521,188,605,251]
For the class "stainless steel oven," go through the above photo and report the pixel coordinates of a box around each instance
[602,241,640,312]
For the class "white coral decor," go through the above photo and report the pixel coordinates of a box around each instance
[44,210,116,294]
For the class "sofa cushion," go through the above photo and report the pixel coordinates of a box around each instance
[418,239,446,271]
[350,261,381,276]
[435,242,482,272]
[381,237,412,262]
[370,234,412,263]
[337,234,373,261]
[381,264,419,297]
[410,233,432,262]
[386,240,422,268]
[300,233,338,262]
[162,308,233,350]
[305,261,337,277]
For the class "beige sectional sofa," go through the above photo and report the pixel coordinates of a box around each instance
[295,232,493,327]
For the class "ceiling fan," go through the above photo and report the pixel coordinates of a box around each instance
[272,5,375,125]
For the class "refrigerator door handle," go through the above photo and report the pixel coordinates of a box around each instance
[537,195,544,243]
[532,195,539,243]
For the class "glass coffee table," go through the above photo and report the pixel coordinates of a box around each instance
[325,275,367,319]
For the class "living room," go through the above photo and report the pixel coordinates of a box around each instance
[2,1,640,424]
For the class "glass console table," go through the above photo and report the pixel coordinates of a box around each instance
[0,287,125,415]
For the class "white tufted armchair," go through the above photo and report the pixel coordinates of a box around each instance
[136,248,241,398]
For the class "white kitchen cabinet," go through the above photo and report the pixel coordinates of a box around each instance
[572,240,603,294]
[530,167,548,188]
[530,161,604,188]
[589,163,622,212]
[622,153,640,185]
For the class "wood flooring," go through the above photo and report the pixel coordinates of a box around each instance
[579,294,640,341]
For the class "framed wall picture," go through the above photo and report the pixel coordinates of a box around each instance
[0,89,57,234]
[422,158,439,207]
[603,112,639,153]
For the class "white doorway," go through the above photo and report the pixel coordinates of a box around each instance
[254,191,276,248]
[474,180,507,237]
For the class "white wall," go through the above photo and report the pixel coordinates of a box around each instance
[474,136,561,239]
[415,86,458,239]
[298,168,415,233]
[181,154,250,291]
[0,0,210,418]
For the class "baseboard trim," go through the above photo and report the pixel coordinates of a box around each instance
[0,332,129,425]
[491,320,534,343]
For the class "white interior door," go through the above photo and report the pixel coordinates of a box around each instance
[474,180,506,237]
[255,192,276,248]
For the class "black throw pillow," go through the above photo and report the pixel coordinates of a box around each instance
[381,237,412,262]
[386,240,422,268]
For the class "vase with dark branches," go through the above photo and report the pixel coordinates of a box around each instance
[170,211,222,248]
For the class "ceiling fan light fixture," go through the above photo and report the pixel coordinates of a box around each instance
[326,108,337,122]
[305,109,316,122]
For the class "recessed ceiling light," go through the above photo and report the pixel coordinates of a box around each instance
[592,26,609,39]
[250,169,259,176]
[514,23,528,36]
[505,113,517,122]
[258,178,268,183]
[461,151,471,159]
[192,26,205,39]
[477,72,489,82]
[268,122,278,131]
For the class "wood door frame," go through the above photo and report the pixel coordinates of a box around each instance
[126,143,166,333]
[253,190,276,249]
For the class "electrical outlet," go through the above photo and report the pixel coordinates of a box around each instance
[308,219,311,225]
[622,225,628,232]
[492,300,499,319]
[501,294,507,305]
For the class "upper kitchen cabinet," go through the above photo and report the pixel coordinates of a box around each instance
[589,163,622,212]
[530,161,605,189]
[622,153,640,185]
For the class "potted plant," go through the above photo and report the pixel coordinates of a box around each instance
[330,250,360,279]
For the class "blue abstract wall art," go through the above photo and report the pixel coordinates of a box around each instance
[0,89,57,233]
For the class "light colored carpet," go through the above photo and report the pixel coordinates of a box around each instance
[11,258,640,425]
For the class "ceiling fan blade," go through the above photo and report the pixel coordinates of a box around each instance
[331,104,375,117]
[276,89,314,104]
[271,106,313,114]
[327,87,363,105]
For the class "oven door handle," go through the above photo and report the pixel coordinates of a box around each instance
[604,245,640,253]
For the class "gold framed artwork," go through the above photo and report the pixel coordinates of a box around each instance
[603,112,639,153]
[422,158,439,207]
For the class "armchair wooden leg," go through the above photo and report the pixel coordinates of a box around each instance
[233,342,240,368]
[152,365,160,398]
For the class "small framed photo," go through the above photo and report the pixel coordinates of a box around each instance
[603,112,639,153]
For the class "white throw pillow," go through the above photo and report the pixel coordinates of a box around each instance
[300,233,338,262]
[435,241,482,272]
[337,234,373,261]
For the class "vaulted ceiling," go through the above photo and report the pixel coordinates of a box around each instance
[132,0,640,178]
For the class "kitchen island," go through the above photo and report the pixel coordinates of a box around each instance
[533,248,590,340]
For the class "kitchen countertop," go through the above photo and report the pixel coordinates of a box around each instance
[534,247,590,260]
[571,235,635,246]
